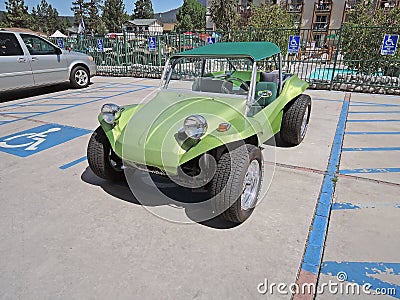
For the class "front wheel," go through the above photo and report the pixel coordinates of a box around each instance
[280,94,311,146]
[87,127,125,181]
[70,66,90,89]
[210,144,263,224]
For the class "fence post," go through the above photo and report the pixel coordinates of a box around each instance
[123,29,128,75]
[329,26,343,91]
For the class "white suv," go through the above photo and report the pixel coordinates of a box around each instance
[0,30,97,92]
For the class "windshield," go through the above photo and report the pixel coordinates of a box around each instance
[162,57,254,98]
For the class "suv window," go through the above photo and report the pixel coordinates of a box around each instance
[0,33,24,56]
[20,34,58,55]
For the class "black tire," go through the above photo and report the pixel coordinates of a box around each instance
[210,144,263,224]
[70,66,90,89]
[87,127,125,181]
[280,94,311,146]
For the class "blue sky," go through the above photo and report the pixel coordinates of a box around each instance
[0,0,184,15]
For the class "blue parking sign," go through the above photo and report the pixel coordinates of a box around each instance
[288,35,300,53]
[207,37,216,45]
[381,34,398,55]
[57,38,64,49]
[0,124,91,157]
[97,39,104,52]
[148,37,157,51]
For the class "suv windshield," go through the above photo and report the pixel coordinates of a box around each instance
[163,57,254,98]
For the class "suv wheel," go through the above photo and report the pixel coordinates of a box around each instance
[70,66,89,88]
[210,144,263,224]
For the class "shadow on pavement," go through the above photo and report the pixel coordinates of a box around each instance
[0,83,93,102]
[81,167,239,230]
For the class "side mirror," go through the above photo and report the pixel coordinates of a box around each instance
[55,48,62,55]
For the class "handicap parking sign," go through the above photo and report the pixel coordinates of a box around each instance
[207,37,216,45]
[148,37,157,51]
[57,38,64,49]
[0,124,91,157]
[381,34,399,55]
[97,39,104,52]
[288,35,301,54]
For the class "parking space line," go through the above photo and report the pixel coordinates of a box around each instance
[350,101,400,107]
[60,156,87,170]
[340,168,400,174]
[332,202,400,210]
[293,93,350,299]
[342,147,400,151]
[0,87,150,127]
[346,132,400,135]
[348,111,400,114]
[347,119,400,122]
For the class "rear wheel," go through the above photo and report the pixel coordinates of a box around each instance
[87,127,125,181]
[280,94,311,146]
[70,66,89,89]
[210,144,263,224]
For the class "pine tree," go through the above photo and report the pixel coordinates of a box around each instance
[102,0,126,32]
[133,0,154,19]
[84,0,102,34]
[176,0,206,31]
[3,0,32,28]
[71,0,87,26]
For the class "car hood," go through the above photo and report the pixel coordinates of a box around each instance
[117,90,247,170]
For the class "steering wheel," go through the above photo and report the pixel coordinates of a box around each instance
[221,77,250,94]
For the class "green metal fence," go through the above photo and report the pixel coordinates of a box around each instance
[50,25,400,94]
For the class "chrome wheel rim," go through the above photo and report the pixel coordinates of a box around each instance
[301,106,309,138]
[241,160,261,211]
[75,70,88,86]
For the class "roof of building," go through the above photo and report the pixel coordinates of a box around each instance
[125,19,159,26]
[174,42,281,61]
[0,27,47,37]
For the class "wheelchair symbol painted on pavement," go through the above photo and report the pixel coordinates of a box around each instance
[0,124,92,157]
[0,127,61,151]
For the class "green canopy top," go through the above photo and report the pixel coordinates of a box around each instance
[174,42,281,61]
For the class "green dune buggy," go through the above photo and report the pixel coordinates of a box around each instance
[87,42,311,223]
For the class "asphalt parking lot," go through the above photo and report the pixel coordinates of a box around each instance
[0,77,399,299]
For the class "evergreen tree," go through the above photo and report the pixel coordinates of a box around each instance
[133,0,154,19]
[102,0,126,32]
[71,0,87,26]
[176,0,206,31]
[84,0,102,34]
[209,0,237,32]
[31,0,65,35]
[3,0,32,28]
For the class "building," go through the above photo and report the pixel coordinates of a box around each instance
[206,0,399,34]
[123,19,163,35]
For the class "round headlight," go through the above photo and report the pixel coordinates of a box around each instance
[183,115,208,139]
[101,103,121,124]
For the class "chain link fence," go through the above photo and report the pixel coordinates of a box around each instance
[50,25,400,94]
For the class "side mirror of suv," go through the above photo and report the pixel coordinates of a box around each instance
[55,48,62,55]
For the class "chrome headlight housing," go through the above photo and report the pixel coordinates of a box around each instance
[183,115,208,140]
[101,103,122,124]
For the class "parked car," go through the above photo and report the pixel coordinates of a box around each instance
[87,42,311,224]
[0,30,96,92]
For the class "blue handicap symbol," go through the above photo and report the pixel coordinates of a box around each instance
[57,38,64,49]
[0,124,91,157]
[97,39,104,52]
[381,34,399,55]
[207,37,216,45]
[148,37,157,51]
[288,35,301,53]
